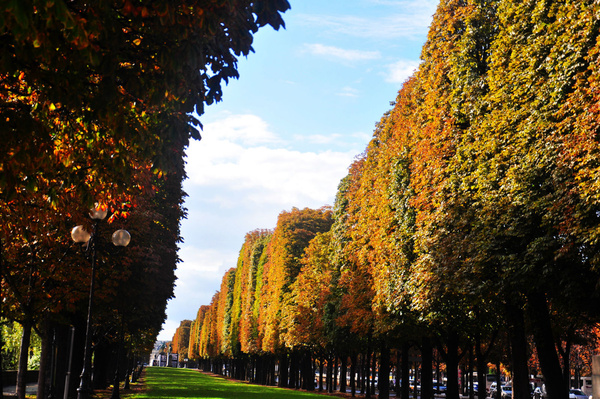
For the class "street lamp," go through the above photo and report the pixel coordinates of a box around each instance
[72,205,130,399]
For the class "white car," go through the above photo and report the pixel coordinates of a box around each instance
[501,385,512,399]
[569,389,587,399]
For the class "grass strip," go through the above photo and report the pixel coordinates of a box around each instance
[127,367,338,399]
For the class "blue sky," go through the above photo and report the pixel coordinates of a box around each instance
[157,0,438,341]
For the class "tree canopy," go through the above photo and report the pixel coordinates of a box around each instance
[179,2,600,399]
[1,1,291,396]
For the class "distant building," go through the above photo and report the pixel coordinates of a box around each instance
[149,341,169,367]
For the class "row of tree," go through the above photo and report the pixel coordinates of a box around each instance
[0,1,290,398]
[176,0,600,398]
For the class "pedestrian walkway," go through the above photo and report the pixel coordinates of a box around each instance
[2,382,38,396]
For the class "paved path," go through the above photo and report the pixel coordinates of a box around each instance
[2,382,38,396]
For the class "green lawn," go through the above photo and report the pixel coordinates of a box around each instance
[127,367,338,399]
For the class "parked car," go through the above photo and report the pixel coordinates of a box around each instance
[488,382,512,398]
[569,389,587,399]
[501,385,512,399]
[490,382,499,398]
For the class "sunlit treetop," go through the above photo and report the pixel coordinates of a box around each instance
[0,0,290,204]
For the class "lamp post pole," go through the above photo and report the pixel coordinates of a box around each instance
[71,205,131,399]
[76,218,100,399]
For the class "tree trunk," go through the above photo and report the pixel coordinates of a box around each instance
[334,356,338,392]
[16,320,32,399]
[270,355,277,386]
[436,351,441,395]
[421,337,433,399]
[475,333,490,399]
[278,352,288,388]
[92,340,110,389]
[289,350,298,388]
[327,353,333,393]
[254,357,261,384]
[505,301,530,399]
[302,349,314,391]
[371,350,376,395]
[401,343,410,399]
[469,345,475,399]
[461,364,465,396]
[37,324,51,399]
[558,339,572,393]
[359,353,364,394]
[527,292,566,399]
[319,355,324,391]
[340,354,347,393]
[350,353,357,397]
[365,349,372,398]
[495,361,502,399]
[356,353,365,395]
[445,333,461,399]
[379,342,391,399]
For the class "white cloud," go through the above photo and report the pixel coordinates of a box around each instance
[292,132,371,148]
[367,0,438,11]
[158,113,362,341]
[200,113,280,145]
[177,246,225,277]
[337,86,360,98]
[304,43,381,62]
[157,246,238,340]
[385,59,420,83]
[297,8,436,40]
[186,114,358,206]
[299,133,344,145]
[157,320,179,341]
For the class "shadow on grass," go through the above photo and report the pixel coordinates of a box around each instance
[131,367,331,399]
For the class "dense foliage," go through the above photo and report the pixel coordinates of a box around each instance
[0,0,290,398]
[180,1,600,399]
[171,320,192,362]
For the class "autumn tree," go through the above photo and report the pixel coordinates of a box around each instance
[1,0,291,200]
[281,231,336,391]
[259,207,333,354]
[198,293,220,361]
[451,2,600,399]
[171,320,192,363]
[224,230,272,379]
[282,231,334,350]
[329,158,383,397]
[188,305,209,361]
[1,1,290,397]
[400,1,506,398]
[239,230,272,356]
[349,81,433,399]
[216,268,236,359]
[170,4,600,399]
